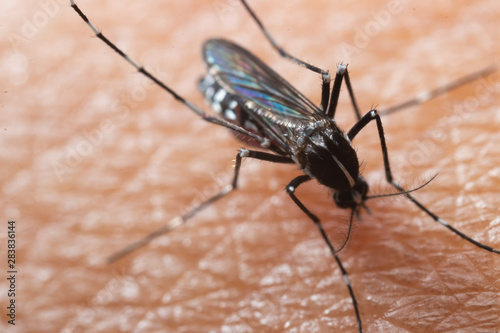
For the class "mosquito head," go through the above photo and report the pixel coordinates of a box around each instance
[333,175,369,211]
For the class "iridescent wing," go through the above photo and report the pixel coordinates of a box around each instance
[203,39,324,152]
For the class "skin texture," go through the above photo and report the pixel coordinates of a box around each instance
[1,0,499,332]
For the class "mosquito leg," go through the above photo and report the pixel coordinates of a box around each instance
[326,64,362,120]
[349,110,500,255]
[380,65,496,116]
[342,67,363,120]
[239,0,332,112]
[286,175,363,333]
[69,0,270,147]
[321,73,331,112]
[240,0,326,74]
[108,149,294,263]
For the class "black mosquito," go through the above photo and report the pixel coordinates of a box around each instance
[70,1,498,332]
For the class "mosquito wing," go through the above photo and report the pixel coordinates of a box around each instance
[203,39,325,152]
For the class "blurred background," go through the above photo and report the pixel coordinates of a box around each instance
[1,0,499,332]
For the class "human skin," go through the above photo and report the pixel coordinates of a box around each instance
[2,0,499,332]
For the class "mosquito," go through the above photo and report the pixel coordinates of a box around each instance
[69,1,498,331]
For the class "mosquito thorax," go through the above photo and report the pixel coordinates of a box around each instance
[292,118,360,191]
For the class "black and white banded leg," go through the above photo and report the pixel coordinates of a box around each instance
[108,148,294,263]
[240,0,333,112]
[69,0,270,149]
[349,109,500,255]
[241,0,496,120]
[286,174,362,331]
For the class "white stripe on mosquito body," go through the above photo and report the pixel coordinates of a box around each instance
[204,86,215,100]
[213,89,227,103]
[224,108,237,121]
[211,101,222,113]
[68,0,499,332]
[332,154,356,188]
[242,119,258,131]
[260,138,271,148]
[244,100,255,109]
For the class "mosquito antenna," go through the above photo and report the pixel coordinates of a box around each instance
[365,174,437,201]
[335,176,436,255]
